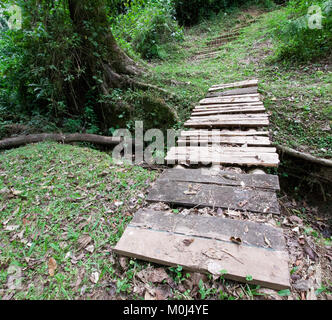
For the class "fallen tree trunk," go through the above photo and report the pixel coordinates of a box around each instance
[0,133,131,149]
[276,145,332,167]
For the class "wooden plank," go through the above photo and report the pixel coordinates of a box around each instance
[192,105,266,116]
[158,168,280,190]
[184,117,269,128]
[211,79,258,88]
[188,114,268,121]
[200,95,260,105]
[147,180,280,213]
[196,101,263,107]
[203,93,259,99]
[177,135,271,146]
[206,86,258,98]
[165,149,279,167]
[194,102,264,110]
[168,146,277,154]
[113,210,290,290]
[129,210,285,250]
[209,80,258,92]
[180,129,270,137]
[207,31,241,43]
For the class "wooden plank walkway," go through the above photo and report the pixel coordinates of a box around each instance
[168,79,279,167]
[114,79,289,291]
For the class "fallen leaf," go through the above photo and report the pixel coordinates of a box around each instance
[183,190,197,195]
[298,236,305,245]
[155,285,172,300]
[225,210,241,217]
[293,279,310,291]
[4,225,20,231]
[144,290,156,300]
[65,252,72,259]
[119,256,128,270]
[114,201,123,207]
[183,239,194,246]
[292,226,300,233]
[85,245,95,253]
[183,272,208,291]
[264,235,272,248]
[48,257,57,277]
[230,236,242,245]
[77,235,92,249]
[137,267,169,284]
[289,215,303,225]
[74,268,85,289]
[90,272,99,284]
[295,260,302,266]
[304,246,318,261]
[12,189,23,196]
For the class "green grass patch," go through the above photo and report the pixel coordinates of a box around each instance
[0,142,156,299]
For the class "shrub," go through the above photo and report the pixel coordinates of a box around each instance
[112,0,184,59]
[270,0,332,61]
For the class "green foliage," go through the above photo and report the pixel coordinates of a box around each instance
[278,289,291,296]
[168,265,185,283]
[0,1,83,121]
[270,0,332,61]
[112,0,184,59]
[172,0,275,26]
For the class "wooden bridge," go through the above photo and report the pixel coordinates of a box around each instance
[114,79,290,291]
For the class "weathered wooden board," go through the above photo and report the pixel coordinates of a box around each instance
[194,102,264,110]
[188,113,268,121]
[168,146,277,154]
[206,86,258,98]
[184,118,269,128]
[209,80,258,92]
[158,168,280,191]
[147,179,280,213]
[200,95,260,105]
[192,105,266,116]
[180,129,270,137]
[178,135,271,146]
[165,147,280,167]
[114,209,290,290]
[207,31,240,43]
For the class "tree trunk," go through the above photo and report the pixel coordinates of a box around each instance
[66,0,141,115]
[0,133,132,149]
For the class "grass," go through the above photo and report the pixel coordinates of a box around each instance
[142,6,332,158]
[0,142,156,299]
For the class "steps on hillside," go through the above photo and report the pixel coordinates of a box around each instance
[114,79,289,291]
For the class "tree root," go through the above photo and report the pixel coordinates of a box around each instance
[276,145,332,167]
[0,133,132,150]
[125,76,181,101]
